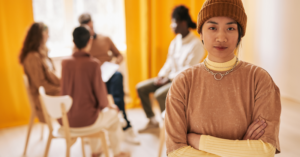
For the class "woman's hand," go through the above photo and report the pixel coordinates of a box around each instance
[187,133,201,150]
[243,118,267,140]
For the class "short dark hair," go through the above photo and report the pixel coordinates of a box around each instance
[73,26,91,49]
[172,5,196,29]
[78,13,92,24]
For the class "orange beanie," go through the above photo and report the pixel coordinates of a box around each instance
[197,0,247,37]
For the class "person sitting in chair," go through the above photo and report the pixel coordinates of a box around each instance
[136,5,205,133]
[60,26,130,157]
[78,13,139,144]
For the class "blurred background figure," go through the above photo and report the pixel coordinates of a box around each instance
[78,13,140,145]
[136,5,205,133]
[60,26,129,157]
[19,22,60,123]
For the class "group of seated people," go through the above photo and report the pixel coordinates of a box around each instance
[19,0,282,156]
[20,5,204,157]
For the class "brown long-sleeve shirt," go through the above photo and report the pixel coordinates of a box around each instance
[89,34,121,64]
[60,51,109,127]
[23,52,60,123]
[165,61,281,154]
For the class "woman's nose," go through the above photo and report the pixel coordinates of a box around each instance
[216,31,227,42]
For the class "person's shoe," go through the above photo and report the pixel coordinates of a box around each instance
[92,153,101,157]
[114,152,130,157]
[91,147,103,157]
[138,121,159,133]
[124,127,140,145]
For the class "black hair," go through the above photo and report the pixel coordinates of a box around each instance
[73,26,91,49]
[200,22,243,47]
[236,23,243,47]
[172,5,196,29]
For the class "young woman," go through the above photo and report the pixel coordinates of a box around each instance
[137,5,205,133]
[165,0,281,156]
[20,22,60,123]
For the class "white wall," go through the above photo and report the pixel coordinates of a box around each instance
[242,0,300,102]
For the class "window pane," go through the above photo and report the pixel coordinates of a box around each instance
[32,0,126,57]
[73,0,127,51]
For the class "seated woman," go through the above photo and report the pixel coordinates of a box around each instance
[20,22,60,123]
[165,0,281,156]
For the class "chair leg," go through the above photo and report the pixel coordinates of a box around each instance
[41,124,44,140]
[66,143,70,157]
[100,131,109,157]
[44,134,52,157]
[23,112,35,156]
[81,138,86,157]
[158,124,166,157]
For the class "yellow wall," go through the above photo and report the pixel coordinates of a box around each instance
[0,0,34,128]
[124,0,205,108]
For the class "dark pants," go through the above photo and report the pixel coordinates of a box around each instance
[105,71,131,130]
[136,78,171,118]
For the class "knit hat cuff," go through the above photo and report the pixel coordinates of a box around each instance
[197,2,247,36]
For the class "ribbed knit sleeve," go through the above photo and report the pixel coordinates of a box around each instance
[199,135,275,157]
[168,146,220,157]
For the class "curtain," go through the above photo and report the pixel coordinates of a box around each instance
[0,0,34,128]
[124,0,206,108]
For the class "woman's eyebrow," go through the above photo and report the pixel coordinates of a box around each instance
[227,21,237,25]
[207,21,218,24]
[206,21,237,25]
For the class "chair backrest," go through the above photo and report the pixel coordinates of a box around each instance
[39,86,73,139]
[39,87,72,119]
[23,75,36,112]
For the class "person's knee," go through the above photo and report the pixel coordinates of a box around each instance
[107,108,121,128]
[136,82,146,94]
[154,90,166,101]
[112,72,123,81]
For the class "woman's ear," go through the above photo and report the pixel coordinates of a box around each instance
[200,33,204,44]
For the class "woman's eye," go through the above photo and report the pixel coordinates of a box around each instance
[209,27,216,30]
[228,27,235,31]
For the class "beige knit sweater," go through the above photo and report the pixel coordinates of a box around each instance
[165,60,281,156]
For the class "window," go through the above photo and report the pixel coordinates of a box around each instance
[32,0,126,58]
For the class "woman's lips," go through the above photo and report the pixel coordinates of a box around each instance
[214,46,227,51]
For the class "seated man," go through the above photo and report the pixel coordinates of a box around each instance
[60,26,129,157]
[136,5,205,133]
[78,13,139,144]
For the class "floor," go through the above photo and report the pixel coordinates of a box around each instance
[0,98,299,157]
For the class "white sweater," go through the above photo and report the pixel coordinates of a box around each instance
[158,32,204,79]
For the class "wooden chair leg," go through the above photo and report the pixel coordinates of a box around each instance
[44,134,52,157]
[100,131,109,157]
[23,112,35,156]
[158,123,166,157]
[41,124,44,140]
[66,143,70,157]
[81,137,86,157]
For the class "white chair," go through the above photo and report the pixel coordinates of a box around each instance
[158,110,166,157]
[23,75,46,156]
[38,86,109,157]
